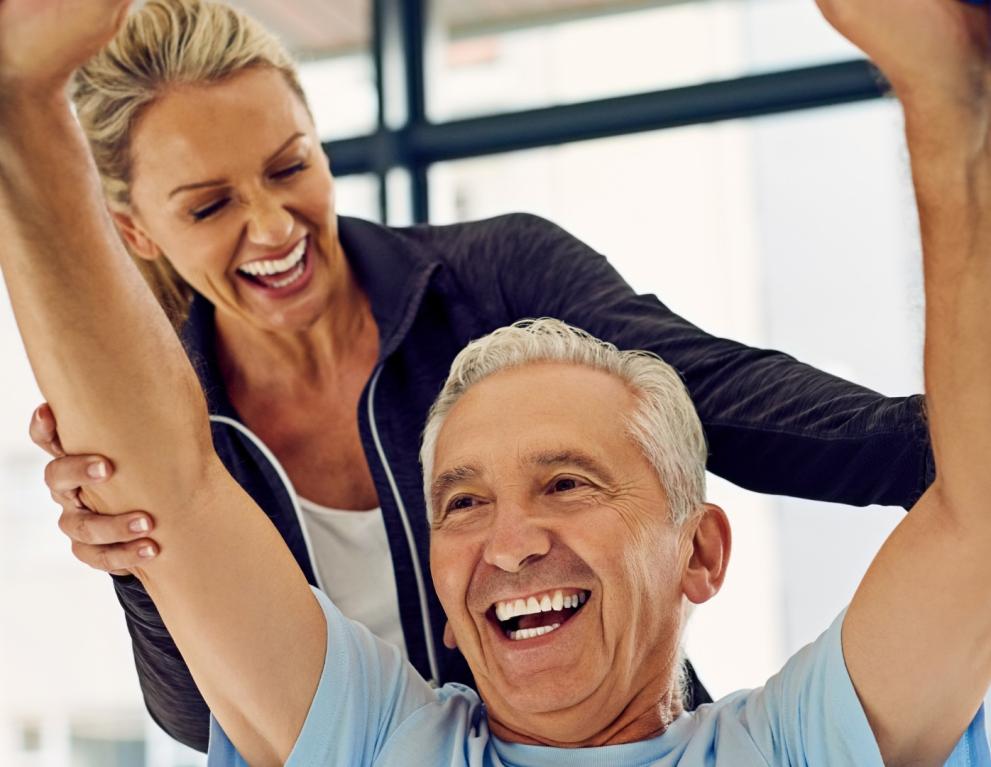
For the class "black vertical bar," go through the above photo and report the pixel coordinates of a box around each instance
[371,0,389,222]
[401,0,430,222]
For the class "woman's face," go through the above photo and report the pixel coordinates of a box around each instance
[122,66,341,333]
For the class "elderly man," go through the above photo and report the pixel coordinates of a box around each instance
[1,0,991,766]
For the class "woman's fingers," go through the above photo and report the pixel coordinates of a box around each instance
[58,505,154,547]
[60,506,157,576]
[70,538,158,576]
[30,403,64,458]
[36,415,155,575]
[43,453,113,494]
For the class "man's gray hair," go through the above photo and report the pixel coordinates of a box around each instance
[420,318,708,525]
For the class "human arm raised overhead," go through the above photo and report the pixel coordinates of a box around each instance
[816,1,991,764]
[0,2,324,763]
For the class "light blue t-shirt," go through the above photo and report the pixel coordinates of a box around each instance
[208,587,990,766]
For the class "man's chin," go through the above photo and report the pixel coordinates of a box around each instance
[480,664,604,719]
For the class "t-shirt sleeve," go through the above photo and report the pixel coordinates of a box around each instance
[735,609,991,767]
[206,586,437,767]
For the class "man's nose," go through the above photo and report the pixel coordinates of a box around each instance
[483,502,552,573]
[245,194,294,247]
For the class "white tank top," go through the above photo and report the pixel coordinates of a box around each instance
[297,498,408,658]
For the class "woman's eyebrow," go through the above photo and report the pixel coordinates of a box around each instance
[166,132,308,199]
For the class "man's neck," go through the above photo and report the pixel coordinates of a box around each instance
[485,676,683,749]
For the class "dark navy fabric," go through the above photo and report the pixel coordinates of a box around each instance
[111,214,933,752]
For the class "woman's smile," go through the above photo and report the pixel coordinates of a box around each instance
[234,234,316,299]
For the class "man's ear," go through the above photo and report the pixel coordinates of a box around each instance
[682,503,731,605]
[443,621,458,650]
[111,210,160,261]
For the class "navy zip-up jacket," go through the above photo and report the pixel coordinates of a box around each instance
[111,214,933,752]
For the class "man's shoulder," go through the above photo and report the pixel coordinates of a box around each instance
[688,609,882,766]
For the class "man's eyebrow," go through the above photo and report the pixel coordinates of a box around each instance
[527,449,617,485]
[430,464,481,508]
[167,132,307,199]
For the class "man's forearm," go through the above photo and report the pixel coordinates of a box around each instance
[0,92,213,516]
[903,104,991,513]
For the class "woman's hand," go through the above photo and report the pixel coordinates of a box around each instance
[0,0,132,93]
[817,0,991,132]
[30,403,158,576]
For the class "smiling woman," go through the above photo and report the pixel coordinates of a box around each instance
[115,68,352,336]
[8,0,949,758]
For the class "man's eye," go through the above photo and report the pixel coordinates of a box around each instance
[190,198,229,221]
[271,162,307,180]
[550,477,582,493]
[446,495,477,512]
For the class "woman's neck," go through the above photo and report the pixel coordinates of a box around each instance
[214,263,379,399]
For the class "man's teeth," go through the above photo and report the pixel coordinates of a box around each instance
[494,589,588,622]
[238,238,307,277]
[509,623,561,642]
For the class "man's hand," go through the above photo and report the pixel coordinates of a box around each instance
[31,404,158,576]
[0,0,132,93]
[817,0,991,134]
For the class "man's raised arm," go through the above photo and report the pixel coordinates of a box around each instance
[0,3,323,764]
[817,1,991,764]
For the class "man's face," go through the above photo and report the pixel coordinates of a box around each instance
[429,362,695,745]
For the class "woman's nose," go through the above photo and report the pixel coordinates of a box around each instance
[245,195,294,248]
[483,502,552,573]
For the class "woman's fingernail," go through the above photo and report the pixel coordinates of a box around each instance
[138,545,157,559]
[87,461,108,479]
[35,408,43,422]
[129,517,150,533]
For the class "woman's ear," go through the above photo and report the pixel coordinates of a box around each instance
[111,210,160,261]
[682,503,732,606]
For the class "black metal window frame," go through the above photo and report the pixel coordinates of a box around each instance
[324,0,888,224]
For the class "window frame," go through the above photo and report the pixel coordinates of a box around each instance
[323,0,886,225]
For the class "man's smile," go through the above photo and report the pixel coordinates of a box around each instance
[489,588,592,641]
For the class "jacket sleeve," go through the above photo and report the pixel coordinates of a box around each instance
[465,213,932,509]
[112,573,210,752]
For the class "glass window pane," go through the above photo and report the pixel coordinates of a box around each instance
[335,173,382,223]
[429,98,918,696]
[229,0,377,140]
[429,0,861,121]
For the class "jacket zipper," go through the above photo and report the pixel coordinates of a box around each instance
[208,415,327,593]
[367,366,441,686]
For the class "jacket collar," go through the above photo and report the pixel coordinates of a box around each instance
[180,215,441,416]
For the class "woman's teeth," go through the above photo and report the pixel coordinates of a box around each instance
[238,237,307,278]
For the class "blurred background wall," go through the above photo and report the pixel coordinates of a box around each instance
[0,1,926,764]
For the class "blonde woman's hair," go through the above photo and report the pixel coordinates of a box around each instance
[73,0,311,328]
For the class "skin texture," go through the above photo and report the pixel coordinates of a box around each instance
[429,362,731,747]
[5,1,991,766]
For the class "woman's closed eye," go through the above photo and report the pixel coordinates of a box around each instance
[188,164,308,222]
[271,162,308,181]
[190,197,230,222]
